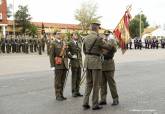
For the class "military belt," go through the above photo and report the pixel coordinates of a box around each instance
[104,58,113,60]
[86,53,100,56]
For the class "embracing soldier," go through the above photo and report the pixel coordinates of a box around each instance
[99,30,119,106]
[82,21,111,110]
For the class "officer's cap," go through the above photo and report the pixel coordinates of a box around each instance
[91,20,101,26]
[104,30,111,35]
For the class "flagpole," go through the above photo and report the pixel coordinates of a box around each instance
[114,5,132,31]
[113,5,132,54]
[139,10,143,38]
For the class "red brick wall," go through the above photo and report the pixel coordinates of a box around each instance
[0,0,7,24]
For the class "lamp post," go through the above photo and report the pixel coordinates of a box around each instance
[13,0,15,38]
[139,10,143,38]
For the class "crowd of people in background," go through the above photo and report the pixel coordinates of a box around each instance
[0,35,52,55]
[126,37,165,50]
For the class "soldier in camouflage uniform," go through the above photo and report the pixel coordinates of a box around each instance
[6,39,11,53]
[34,38,38,52]
[38,38,42,55]
[49,32,69,101]
[99,30,119,106]
[17,39,21,53]
[41,36,46,52]
[22,39,26,53]
[25,39,29,54]
[46,34,51,55]
[1,38,6,53]
[68,32,83,97]
[82,21,110,110]
[29,39,34,53]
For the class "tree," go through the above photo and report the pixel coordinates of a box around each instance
[129,14,149,38]
[14,5,32,34]
[28,24,38,38]
[129,18,144,38]
[75,1,101,33]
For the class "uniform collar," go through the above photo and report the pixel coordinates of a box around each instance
[90,31,98,35]
[73,39,77,44]
[55,39,61,43]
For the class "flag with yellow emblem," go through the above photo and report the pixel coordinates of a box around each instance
[113,6,131,54]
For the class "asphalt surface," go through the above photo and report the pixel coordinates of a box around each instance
[0,49,165,114]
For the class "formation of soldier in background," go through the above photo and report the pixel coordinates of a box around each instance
[1,34,164,54]
[0,35,50,55]
[126,37,165,50]
[144,38,165,49]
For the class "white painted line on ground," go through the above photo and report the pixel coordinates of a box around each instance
[129,109,158,114]
[0,85,9,88]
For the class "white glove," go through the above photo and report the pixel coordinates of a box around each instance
[72,55,77,59]
[50,67,55,71]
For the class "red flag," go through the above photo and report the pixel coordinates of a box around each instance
[113,8,131,54]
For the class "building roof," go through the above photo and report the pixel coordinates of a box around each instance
[32,22,80,30]
[7,20,80,30]
[143,27,157,35]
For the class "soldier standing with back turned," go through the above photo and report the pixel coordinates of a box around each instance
[82,21,110,110]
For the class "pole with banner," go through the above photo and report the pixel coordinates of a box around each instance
[113,5,132,54]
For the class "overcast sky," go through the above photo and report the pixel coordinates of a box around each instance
[7,0,165,29]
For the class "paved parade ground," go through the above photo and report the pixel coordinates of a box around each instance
[0,49,165,114]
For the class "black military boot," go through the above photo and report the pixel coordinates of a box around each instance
[76,93,83,97]
[92,106,103,110]
[82,104,90,110]
[72,93,78,97]
[56,96,64,101]
[99,101,107,105]
[111,99,119,106]
[62,96,67,100]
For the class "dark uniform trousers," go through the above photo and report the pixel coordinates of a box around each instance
[46,41,50,55]
[53,58,68,98]
[49,40,69,98]
[82,31,110,108]
[83,69,102,107]
[54,68,67,97]
[71,67,81,94]
[38,42,42,55]
[68,40,82,95]
[100,59,119,102]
